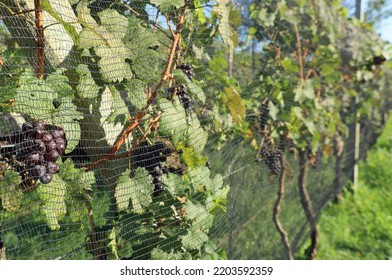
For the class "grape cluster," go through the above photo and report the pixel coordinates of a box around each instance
[259,98,270,133]
[261,148,283,175]
[132,142,172,196]
[167,84,194,113]
[178,63,195,80]
[0,121,67,187]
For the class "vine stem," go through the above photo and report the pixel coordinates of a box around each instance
[84,6,186,172]
[88,206,100,259]
[294,24,304,83]
[273,157,294,260]
[34,0,44,79]
[298,151,319,259]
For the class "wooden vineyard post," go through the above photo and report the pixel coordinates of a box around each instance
[34,0,44,79]
[353,0,364,191]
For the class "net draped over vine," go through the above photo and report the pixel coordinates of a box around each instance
[0,0,391,260]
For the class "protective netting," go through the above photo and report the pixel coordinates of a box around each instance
[0,0,391,260]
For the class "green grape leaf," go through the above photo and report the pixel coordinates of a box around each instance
[50,98,83,153]
[158,98,188,143]
[187,116,208,155]
[38,176,67,230]
[163,172,189,195]
[78,29,104,49]
[151,248,184,260]
[98,9,128,39]
[95,43,133,83]
[45,70,74,98]
[76,64,100,99]
[125,79,148,112]
[115,170,132,211]
[41,0,80,44]
[13,71,58,119]
[258,8,276,27]
[184,200,213,231]
[77,3,110,48]
[0,170,23,212]
[125,27,164,81]
[221,87,246,124]
[115,168,154,213]
[150,0,184,13]
[214,0,234,50]
[181,228,209,250]
[108,227,120,260]
[294,80,315,103]
[77,4,132,82]
[188,166,211,190]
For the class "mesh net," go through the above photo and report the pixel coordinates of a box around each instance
[0,0,391,260]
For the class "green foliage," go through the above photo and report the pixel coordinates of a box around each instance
[0,170,22,212]
[115,168,154,213]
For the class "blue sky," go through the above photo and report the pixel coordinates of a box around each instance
[378,17,392,43]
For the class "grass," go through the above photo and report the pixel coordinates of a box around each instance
[302,119,392,260]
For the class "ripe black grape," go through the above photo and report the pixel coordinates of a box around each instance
[47,140,57,152]
[46,150,59,162]
[41,132,53,143]
[51,130,62,139]
[30,165,46,180]
[47,162,60,174]
[27,153,40,163]
[40,173,53,184]
[34,139,46,153]
[178,63,195,80]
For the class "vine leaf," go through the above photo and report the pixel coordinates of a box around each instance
[221,86,246,124]
[76,64,100,99]
[158,97,188,143]
[41,0,80,44]
[213,0,234,52]
[77,5,133,82]
[181,228,209,250]
[151,248,184,260]
[183,200,213,231]
[0,170,22,212]
[294,79,315,103]
[50,98,83,153]
[150,0,184,13]
[115,168,154,213]
[187,117,208,155]
[125,79,148,112]
[37,176,67,230]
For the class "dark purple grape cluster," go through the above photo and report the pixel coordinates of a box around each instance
[167,84,194,113]
[261,148,283,175]
[132,142,172,196]
[178,63,195,80]
[0,121,67,187]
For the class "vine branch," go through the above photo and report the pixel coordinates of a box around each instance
[298,151,319,259]
[294,24,304,83]
[273,157,294,260]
